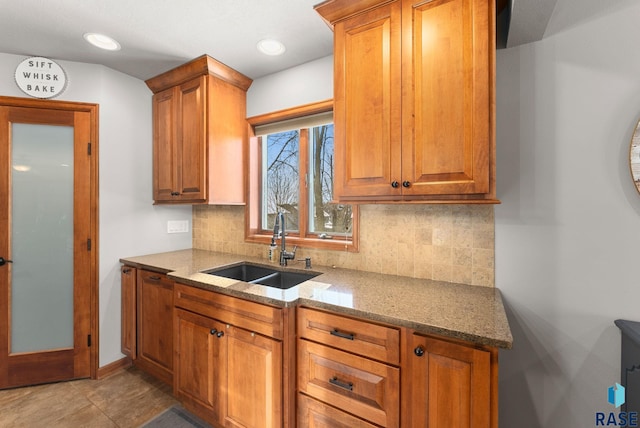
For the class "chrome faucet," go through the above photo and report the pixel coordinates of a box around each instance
[276,211,296,266]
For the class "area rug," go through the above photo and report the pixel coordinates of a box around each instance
[141,405,212,428]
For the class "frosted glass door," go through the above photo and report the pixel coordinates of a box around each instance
[10,123,74,353]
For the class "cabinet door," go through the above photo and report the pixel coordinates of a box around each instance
[223,325,282,428]
[176,76,207,202]
[152,87,179,202]
[136,270,173,385]
[410,334,492,428]
[333,1,402,200]
[120,265,136,358]
[401,0,493,196]
[152,77,207,203]
[174,308,226,425]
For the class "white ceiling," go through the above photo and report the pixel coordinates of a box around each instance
[0,0,334,81]
[1,0,634,83]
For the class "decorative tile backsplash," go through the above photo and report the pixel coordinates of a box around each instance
[192,204,495,287]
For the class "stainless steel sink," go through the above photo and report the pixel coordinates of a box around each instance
[204,262,320,289]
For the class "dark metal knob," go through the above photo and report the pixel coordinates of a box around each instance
[0,257,14,266]
[402,181,411,188]
[414,346,425,357]
[210,329,218,335]
[391,181,399,188]
[170,191,180,196]
[216,331,224,338]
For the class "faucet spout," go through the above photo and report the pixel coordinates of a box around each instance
[278,212,285,253]
[271,212,280,247]
[277,211,296,266]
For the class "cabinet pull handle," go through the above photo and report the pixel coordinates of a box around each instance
[122,268,131,274]
[330,329,354,341]
[171,191,180,196]
[391,181,399,188]
[414,346,425,357]
[329,376,353,391]
[216,331,224,338]
[210,328,218,335]
[402,181,411,188]
[148,275,161,281]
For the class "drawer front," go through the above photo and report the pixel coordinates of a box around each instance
[298,394,379,428]
[298,339,400,428]
[297,307,400,364]
[174,283,283,339]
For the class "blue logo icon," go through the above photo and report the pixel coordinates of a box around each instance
[596,383,637,426]
[609,383,626,408]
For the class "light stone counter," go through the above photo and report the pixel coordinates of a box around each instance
[120,248,513,349]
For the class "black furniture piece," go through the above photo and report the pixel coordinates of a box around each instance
[615,319,640,414]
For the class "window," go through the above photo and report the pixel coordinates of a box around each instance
[246,100,358,251]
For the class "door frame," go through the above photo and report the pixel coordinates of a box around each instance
[0,95,99,380]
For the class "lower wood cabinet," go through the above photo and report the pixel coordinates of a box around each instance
[135,269,174,385]
[297,307,498,428]
[408,333,497,428]
[297,307,401,428]
[120,265,136,359]
[120,270,500,428]
[173,283,284,428]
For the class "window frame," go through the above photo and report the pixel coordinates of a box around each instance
[246,100,359,252]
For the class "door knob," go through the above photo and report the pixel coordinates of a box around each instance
[0,257,13,266]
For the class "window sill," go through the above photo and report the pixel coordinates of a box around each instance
[245,233,358,253]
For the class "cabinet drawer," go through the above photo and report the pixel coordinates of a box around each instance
[298,394,379,428]
[174,283,283,339]
[298,339,399,428]
[297,307,400,364]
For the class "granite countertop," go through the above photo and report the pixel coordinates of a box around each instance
[120,248,513,349]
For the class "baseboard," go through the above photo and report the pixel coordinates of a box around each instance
[97,356,133,379]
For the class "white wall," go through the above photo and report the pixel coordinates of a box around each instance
[496,4,640,426]
[247,55,333,117]
[0,53,192,367]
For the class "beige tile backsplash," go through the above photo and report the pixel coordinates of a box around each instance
[192,204,495,287]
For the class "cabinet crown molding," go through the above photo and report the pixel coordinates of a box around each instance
[315,0,396,27]
[145,54,253,94]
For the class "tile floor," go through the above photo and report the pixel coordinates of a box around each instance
[0,366,178,427]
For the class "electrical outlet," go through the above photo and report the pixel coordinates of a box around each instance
[167,220,189,234]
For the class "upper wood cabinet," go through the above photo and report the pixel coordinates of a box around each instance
[145,55,252,205]
[315,0,498,203]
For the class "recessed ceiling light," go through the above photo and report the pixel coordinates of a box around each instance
[257,39,286,56]
[12,165,31,172]
[83,33,121,51]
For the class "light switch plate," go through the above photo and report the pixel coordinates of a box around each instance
[167,220,189,234]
